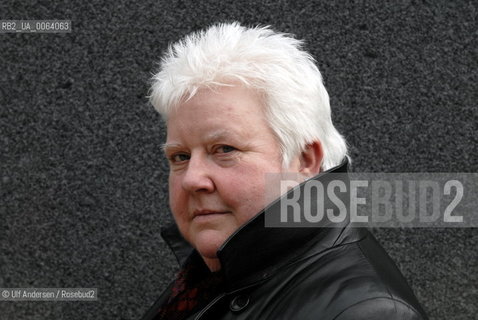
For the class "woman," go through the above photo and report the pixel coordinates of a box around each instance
[141,22,427,320]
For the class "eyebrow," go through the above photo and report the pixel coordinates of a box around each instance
[162,130,236,154]
[161,143,181,154]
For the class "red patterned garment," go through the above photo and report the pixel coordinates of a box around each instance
[154,256,224,320]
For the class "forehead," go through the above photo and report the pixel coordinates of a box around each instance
[167,85,266,128]
[164,85,278,146]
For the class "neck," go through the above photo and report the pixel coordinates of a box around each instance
[202,256,222,272]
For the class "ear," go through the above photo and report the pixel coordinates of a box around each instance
[299,141,323,176]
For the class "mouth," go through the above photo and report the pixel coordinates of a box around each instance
[192,209,230,219]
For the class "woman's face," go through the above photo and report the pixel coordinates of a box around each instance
[165,85,301,266]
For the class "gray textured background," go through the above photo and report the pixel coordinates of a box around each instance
[0,1,476,319]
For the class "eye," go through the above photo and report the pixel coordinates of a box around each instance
[217,145,236,153]
[170,153,190,163]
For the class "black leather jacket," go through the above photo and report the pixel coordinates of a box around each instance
[142,160,428,320]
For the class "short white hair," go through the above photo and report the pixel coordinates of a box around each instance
[150,22,348,170]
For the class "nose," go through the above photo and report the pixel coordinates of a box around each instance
[181,153,215,193]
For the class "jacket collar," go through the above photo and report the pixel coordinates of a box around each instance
[161,158,358,290]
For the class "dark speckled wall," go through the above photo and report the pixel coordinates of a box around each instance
[0,1,476,319]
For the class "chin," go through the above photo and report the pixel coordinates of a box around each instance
[192,229,229,259]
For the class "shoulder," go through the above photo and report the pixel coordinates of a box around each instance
[333,297,425,320]
[265,228,428,319]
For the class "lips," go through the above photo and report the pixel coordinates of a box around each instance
[192,209,230,219]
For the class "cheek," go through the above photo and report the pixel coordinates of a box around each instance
[220,172,268,222]
[168,176,187,218]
